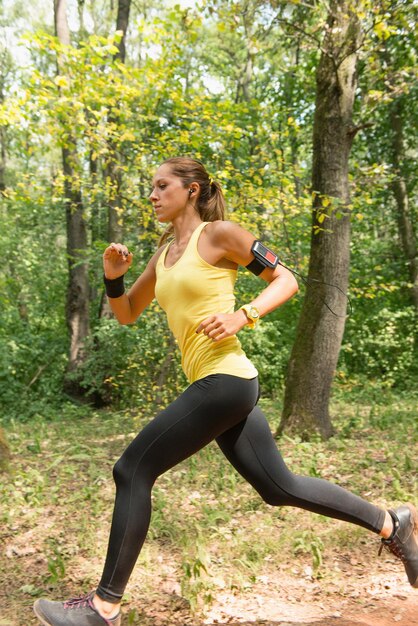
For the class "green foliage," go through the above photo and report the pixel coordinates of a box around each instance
[341,307,417,387]
[74,306,186,408]
[46,539,67,585]
[0,0,416,422]
[181,534,214,612]
[239,318,293,393]
[0,189,69,418]
[293,531,324,575]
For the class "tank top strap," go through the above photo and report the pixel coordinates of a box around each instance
[182,221,209,261]
[157,222,209,271]
[191,221,209,244]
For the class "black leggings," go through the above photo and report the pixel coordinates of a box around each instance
[96,374,385,603]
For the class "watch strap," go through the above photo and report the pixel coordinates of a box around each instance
[241,304,260,329]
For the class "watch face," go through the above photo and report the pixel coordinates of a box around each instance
[242,305,260,326]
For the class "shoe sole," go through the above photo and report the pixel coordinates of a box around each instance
[33,600,53,626]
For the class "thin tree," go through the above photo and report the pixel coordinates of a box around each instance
[54,0,90,397]
[279,0,362,439]
[99,0,132,320]
[0,39,11,465]
[0,41,12,192]
[106,0,132,244]
[389,97,418,313]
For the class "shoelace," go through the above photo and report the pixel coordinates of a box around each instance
[378,538,406,562]
[62,594,118,625]
[63,594,92,609]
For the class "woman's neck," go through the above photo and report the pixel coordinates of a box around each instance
[171,214,203,245]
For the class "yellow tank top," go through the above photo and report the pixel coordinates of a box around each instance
[155,222,258,383]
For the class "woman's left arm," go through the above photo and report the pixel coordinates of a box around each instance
[196,221,299,341]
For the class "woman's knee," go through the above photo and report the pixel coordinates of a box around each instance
[255,472,300,507]
[113,449,156,491]
[113,453,134,487]
[258,488,288,507]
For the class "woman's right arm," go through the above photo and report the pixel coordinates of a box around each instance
[103,243,164,325]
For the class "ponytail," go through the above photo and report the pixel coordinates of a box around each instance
[199,180,225,223]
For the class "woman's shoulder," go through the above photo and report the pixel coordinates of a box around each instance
[205,220,257,264]
[205,219,243,242]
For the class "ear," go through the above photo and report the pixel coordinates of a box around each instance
[188,183,200,196]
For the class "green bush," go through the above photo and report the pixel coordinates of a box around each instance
[75,305,186,408]
[340,306,417,387]
[239,320,292,395]
[0,316,68,420]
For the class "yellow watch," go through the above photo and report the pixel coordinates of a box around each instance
[241,304,260,329]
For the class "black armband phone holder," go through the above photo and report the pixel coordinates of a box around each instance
[245,240,279,276]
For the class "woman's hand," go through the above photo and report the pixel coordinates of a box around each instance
[196,310,248,342]
[103,243,133,279]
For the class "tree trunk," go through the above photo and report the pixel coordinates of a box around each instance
[54,0,70,44]
[63,148,90,385]
[389,98,418,313]
[54,0,90,396]
[155,335,176,406]
[100,159,124,320]
[279,1,362,440]
[0,50,9,193]
[115,0,132,63]
[99,0,132,321]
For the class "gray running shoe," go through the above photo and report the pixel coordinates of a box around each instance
[379,503,418,588]
[33,591,121,626]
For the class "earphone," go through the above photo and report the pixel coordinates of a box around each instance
[189,189,193,194]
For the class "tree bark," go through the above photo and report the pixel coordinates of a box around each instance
[54,0,70,45]
[63,148,90,384]
[0,48,10,193]
[155,335,176,406]
[115,0,132,63]
[389,98,418,313]
[54,0,90,396]
[279,0,362,440]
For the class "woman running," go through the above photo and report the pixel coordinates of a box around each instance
[34,157,418,626]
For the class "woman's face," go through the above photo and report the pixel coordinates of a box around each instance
[149,164,191,222]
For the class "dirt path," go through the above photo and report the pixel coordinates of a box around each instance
[201,594,418,626]
[3,518,418,626]
[2,557,417,625]
[136,592,418,626]
[126,563,418,626]
[131,592,418,626]
[3,534,418,626]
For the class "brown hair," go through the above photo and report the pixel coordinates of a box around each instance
[158,157,226,245]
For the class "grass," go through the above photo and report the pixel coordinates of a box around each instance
[0,387,417,624]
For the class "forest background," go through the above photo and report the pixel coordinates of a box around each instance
[0,1,418,624]
[0,0,417,428]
